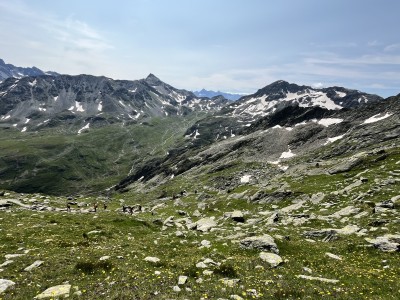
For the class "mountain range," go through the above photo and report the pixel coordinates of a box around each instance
[0,58,398,196]
[1,58,399,300]
[0,58,59,81]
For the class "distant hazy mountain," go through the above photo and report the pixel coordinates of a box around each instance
[193,89,244,101]
[0,58,59,81]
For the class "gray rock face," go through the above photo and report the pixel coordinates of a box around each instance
[328,157,364,174]
[240,234,279,254]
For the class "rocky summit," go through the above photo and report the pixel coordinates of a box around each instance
[0,59,399,299]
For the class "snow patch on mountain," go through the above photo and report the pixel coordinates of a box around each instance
[78,123,90,135]
[336,91,346,97]
[75,101,84,112]
[317,118,343,127]
[240,175,252,183]
[363,113,392,124]
[280,149,296,159]
[324,135,345,145]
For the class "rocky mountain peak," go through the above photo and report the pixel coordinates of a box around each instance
[145,73,163,86]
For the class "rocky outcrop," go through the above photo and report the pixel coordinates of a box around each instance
[240,235,279,254]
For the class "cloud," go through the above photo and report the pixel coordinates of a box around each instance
[384,43,400,52]
[311,82,324,88]
[0,1,114,75]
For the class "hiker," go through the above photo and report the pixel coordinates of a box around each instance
[66,203,71,212]
[103,202,107,210]
[93,202,98,212]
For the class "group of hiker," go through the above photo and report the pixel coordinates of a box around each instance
[66,199,144,214]
[66,201,107,212]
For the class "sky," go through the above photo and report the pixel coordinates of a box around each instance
[0,0,399,97]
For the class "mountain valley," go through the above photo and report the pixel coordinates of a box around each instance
[0,59,399,299]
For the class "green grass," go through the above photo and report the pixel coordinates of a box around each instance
[0,115,203,195]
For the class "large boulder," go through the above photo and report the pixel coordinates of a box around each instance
[240,234,279,254]
[259,252,283,267]
[195,217,217,232]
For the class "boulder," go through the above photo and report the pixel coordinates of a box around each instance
[328,157,364,174]
[240,234,279,254]
[195,218,217,232]
[259,252,283,267]
[365,234,400,252]
[231,211,245,223]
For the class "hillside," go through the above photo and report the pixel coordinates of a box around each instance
[0,94,399,299]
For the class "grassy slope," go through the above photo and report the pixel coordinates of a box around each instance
[0,145,399,299]
[0,115,202,195]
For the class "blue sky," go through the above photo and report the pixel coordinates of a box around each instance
[0,0,399,97]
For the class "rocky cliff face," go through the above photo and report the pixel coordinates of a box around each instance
[116,94,399,191]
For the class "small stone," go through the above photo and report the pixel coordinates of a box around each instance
[173,285,181,292]
[296,275,339,283]
[0,260,13,268]
[196,262,208,268]
[0,279,15,294]
[144,257,160,263]
[178,275,188,285]
[230,295,244,300]
[303,267,312,274]
[221,278,240,287]
[176,230,185,237]
[99,256,110,261]
[35,284,71,299]
[200,240,211,248]
[4,254,24,259]
[203,270,213,276]
[24,260,44,272]
[325,253,342,260]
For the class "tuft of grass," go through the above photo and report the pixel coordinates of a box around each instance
[214,263,238,278]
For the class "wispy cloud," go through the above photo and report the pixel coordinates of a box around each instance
[384,43,400,53]
[0,1,113,74]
